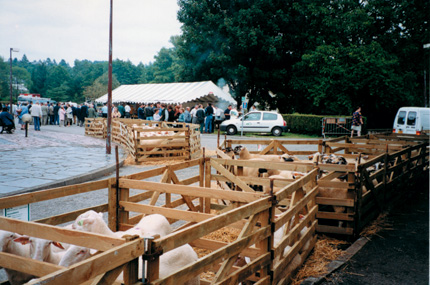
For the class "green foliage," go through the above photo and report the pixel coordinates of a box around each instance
[283,114,325,135]
[176,0,429,128]
[283,113,367,136]
[83,72,120,101]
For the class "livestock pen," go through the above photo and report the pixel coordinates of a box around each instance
[217,135,429,237]
[0,157,318,284]
[85,118,202,162]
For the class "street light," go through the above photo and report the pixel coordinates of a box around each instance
[9,48,19,115]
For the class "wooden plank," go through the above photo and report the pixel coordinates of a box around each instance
[118,179,263,203]
[168,168,198,212]
[316,225,353,235]
[0,252,63,277]
[0,179,109,209]
[124,166,167,180]
[212,158,315,172]
[35,204,108,226]
[155,197,272,252]
[274,187,318,232]
[120,202,214,223]
[30,238,147,285]
[316,211,354,221]
[274,210,317,259]
[0,217,124,251]
[276,169,318,202]
[217,253,272,285]
[211,159,255,193]
[153,226,271,285]
[316,197,355,207]
[189,238,262,258]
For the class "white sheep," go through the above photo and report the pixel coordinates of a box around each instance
[72,211,198,284]
[72,210,172,238]
[236,146,283,162]
[58,245,92,267]
[13,236,65,265]
[159,244,200,285]
[0,231,33,285]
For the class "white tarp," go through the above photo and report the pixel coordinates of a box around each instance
[95,81,237,106]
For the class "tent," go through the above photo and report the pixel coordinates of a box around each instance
[95,81,237,108]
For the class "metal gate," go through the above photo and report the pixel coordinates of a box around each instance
[322,117,352,138]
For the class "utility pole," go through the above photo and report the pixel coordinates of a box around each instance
[106,0,113,154]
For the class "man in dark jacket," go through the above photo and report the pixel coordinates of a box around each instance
[0,107,15,133]
[137,104,146,120]
[145,103,154,120]
[53,103,60,125]
[80,103,88,127]
[204,103,214,133]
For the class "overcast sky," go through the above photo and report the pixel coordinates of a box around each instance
[0,0,182,66]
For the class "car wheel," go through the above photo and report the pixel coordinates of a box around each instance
[272,127,282,136]
[227,125,237,135]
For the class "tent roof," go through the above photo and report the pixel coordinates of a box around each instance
[95,81,236,105]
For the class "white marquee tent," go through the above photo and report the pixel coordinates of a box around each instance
[95,81,237,107]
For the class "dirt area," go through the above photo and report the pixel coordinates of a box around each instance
[320,177,429,284]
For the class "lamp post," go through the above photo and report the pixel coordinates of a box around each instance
[9,48,19,115]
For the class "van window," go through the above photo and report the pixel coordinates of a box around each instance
[263,113,277,120]
[397,111,406,124]
[407,111,417,126]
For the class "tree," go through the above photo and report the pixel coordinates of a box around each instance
[83,72,120,101]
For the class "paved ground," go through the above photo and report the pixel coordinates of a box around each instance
[0,124,126,196]
[321,177,429,285]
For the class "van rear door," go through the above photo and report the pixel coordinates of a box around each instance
[393,110,407,133]
[405,111,418,134]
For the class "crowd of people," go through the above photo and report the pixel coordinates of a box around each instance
[0,101,98,132]
[102,102,240,133]
[0,101,242,134]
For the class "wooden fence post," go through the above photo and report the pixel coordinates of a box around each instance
[108,177,118,231]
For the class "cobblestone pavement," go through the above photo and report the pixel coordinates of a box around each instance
[0,123,125,196]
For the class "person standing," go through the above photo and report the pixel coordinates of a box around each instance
[160,104,169,122]
[204,103,214,133]
[80,103,88,127]
[190,105,198,124]
[66,104,73,127]
[48,103,54,125]
[30,101,42,131]
[167,105,175,122]
[41,103,48,125]
[87,104,97,118]
[117,104,125,118]
[124,104,131,118]
[224,105,232,121]
[137,104,145,120]
[184,107,191,123]
[18,103,28,130]
[54,103,60,125]
[72,104,78,125]
[59,105,66,127]
[351,106,364,137]
[145,103,154,121]
[0,107,16,133]
[196,104,205,133]
[101,103,108,118]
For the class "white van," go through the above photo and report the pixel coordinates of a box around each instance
[392,107,430,135]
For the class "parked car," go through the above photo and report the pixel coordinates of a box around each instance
[220,110,287,136]
[392,107,430,135]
